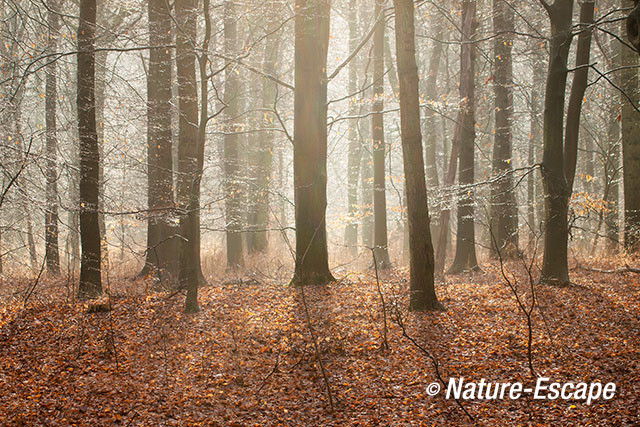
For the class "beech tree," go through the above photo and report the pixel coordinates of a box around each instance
[449,0,480,274]
[490,0,518,257]
[142,0,178,283]
[77,0,102,298]
[45,0,61,274]
[392,0,441,311]
[372,0,391,269]
[291,0,335,286]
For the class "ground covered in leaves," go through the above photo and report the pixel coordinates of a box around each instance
[0,261,639,426]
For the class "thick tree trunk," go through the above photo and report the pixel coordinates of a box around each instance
[77,0,102,298]
[223,0,245,268]
[290,0,335,286]
[620,37,640,252]
[489,0,518,257]
[143,0,178,284]
[540,0,574,285]
[392,0,441,311]
[448,1,480,274]
[176,0,203,311]
[372,0,391,269]
[45,0,61,274]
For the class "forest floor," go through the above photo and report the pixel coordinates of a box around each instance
[0,257,639,426]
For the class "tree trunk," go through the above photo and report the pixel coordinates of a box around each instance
[344,0,361,257]
[176,0,203,310]
[392,0,441,311]
[540,0,574,285]
[223,0,245,269]
[361,127,374,250]
[448,1,480,274]
[290,0,335,286]
[45,0,61,274]
[564,1,595,192]
[77,0,102,298]
[372,0,391,269]
[143,0,179,284]
[490,0,518,257]
[620,15,640,252]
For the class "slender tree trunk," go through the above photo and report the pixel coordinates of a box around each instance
[361,129,374,250]
[605,101,621,252]
[290,0,335,286]
[45,0,61,274]
[564,1,595,192]
[223,0,245,268]
[95,49,109,272]
[143,0,178,283]
[392,0,441,311]
[490,0,518,257]
[77,0,102,298]
[528,42,543,237]
[423,14,444,190]
[539,0,574,285]
[248,2,281,255]
[372,0,391,269]
[344,0,361,257]
[449,1,480,274]
[435,112,461,277]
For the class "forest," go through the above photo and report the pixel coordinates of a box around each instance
[0,0,639,425]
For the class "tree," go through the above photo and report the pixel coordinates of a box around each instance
[223,0,245,269]
[490,0,518,257]
[392,0,441,311]
[142,0,179,283]
[538,0,596,285]
[44,0,61,275]
[176,0,201,312]
[538,0,574,285]
[627,0,640,52]
[372,0,391,269]
[344,0,362,257]
[621,7,640,252]
[246,1,282,255]
[290,0,335,286]
[77,0,102,298]
[448,0,480,274]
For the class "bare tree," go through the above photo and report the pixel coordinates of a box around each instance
[291,0,335,286]
[392,0,442,311]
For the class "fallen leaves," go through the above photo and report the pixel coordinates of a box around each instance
[0,264,638,425]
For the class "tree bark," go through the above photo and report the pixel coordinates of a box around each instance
[620,23,640,252]
[45,0,61,274]
[489,0,518,257]
[290,0,335,286]
[176,0,203,311]
[223,0,245,268]
[372,0,391,269]
[448,1,480,274]
[539,0,574,285]
[392,0,441,310]
[344,0,361,257]
[77,0,102,298]
[564,1,595,192]
[143,0,179,284]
